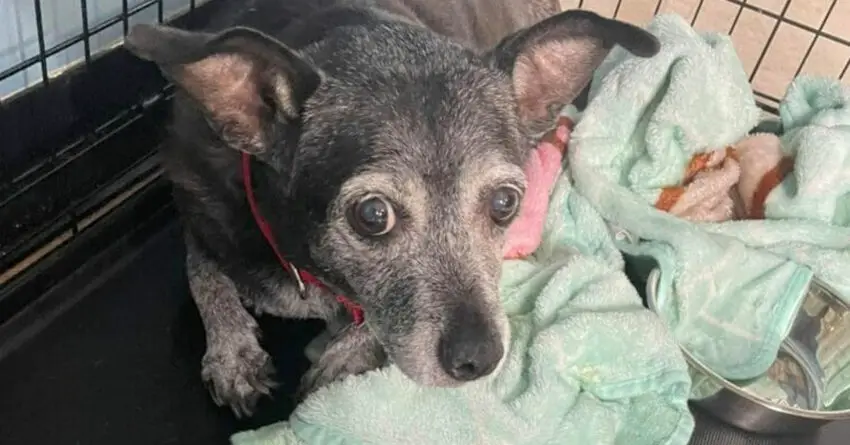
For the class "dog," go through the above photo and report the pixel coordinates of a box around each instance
[124,0,659,417]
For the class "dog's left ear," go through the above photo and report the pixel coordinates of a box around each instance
[125,24,322,154]
[486,10,659,131]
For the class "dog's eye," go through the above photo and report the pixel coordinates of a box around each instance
[489,186,521,225]
[349,195,396,237]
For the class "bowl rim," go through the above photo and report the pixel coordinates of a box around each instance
[645,267,850,421]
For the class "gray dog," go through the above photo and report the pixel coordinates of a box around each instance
[124,0,658,417]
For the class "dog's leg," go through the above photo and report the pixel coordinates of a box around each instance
[186,241,275,418]
[295,325,387,401]
[252,279,344,321]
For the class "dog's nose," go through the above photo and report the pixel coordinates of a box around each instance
[438,306,504,382]
[440,336,503,381]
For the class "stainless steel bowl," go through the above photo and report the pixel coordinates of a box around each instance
[645,268,850,434]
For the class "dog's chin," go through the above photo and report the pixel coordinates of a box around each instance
[390,326,512,388]
[394,355,509,388]
[393,358,470,388]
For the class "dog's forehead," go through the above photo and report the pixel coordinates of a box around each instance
[311,65,526,169]
[293,59,530,214]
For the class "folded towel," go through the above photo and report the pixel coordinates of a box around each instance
[569,14,850,387]
[231,107,695,445]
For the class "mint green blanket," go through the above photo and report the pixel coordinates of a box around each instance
[569,13,850,387]
[232,103,694,444]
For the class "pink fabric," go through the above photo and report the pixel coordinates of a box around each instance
[503,123,570,259]
[657,133,786,222]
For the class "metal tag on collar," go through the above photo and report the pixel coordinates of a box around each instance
[287,262,307,296]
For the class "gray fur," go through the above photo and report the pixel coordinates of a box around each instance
[186,236,277,417]
[124,0,659,416]
[296,324,388,401]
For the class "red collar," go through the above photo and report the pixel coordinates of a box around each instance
[241,152,365,326]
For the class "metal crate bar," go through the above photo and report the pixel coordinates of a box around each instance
[79,0,92,63]
[793,0,840,80]
[122,0,131,36]
[32,0,50,85]
[748,0,793,83]
[689,0,706,26]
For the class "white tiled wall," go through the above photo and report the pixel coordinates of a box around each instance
[0,0,209,99]
[561,0,850,106]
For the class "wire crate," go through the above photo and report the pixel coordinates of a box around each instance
[1,0,849,320]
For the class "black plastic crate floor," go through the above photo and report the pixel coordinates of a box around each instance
[0,222,847,445]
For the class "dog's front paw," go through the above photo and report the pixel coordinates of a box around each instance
[201,338,277,418]
[295,326,386,402]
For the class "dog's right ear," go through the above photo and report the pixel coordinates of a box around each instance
[125,24,321,154]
